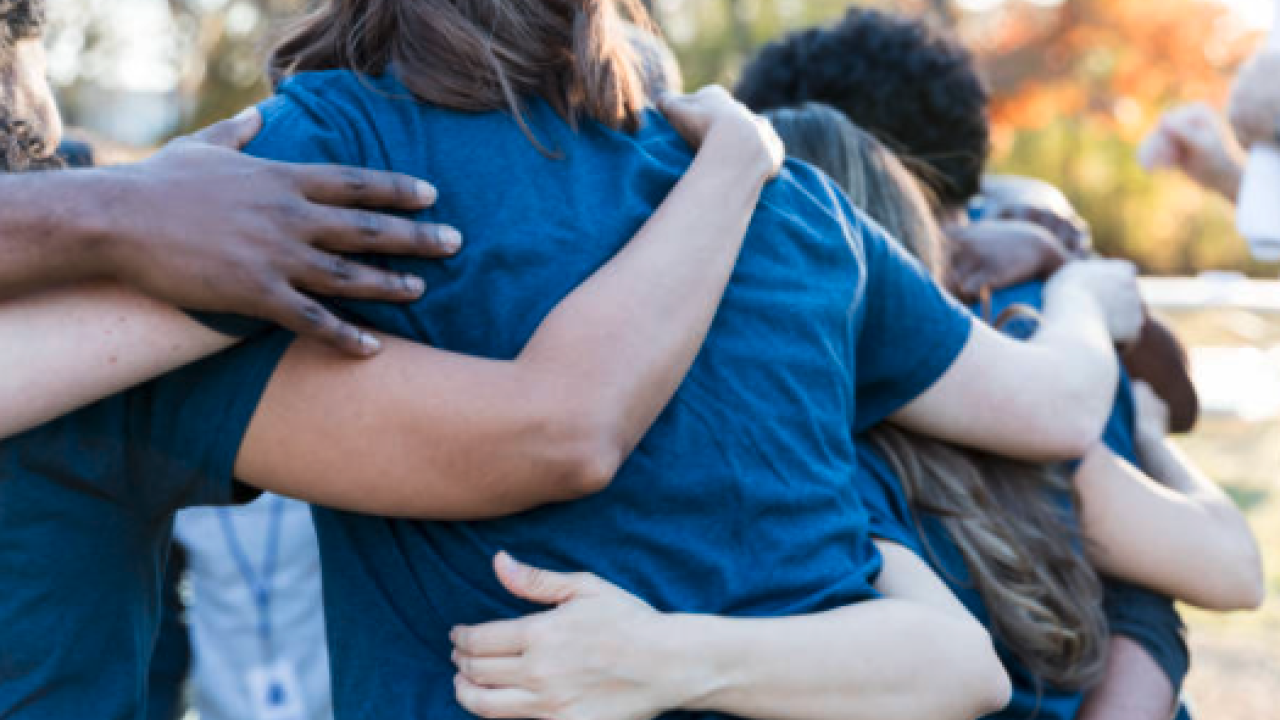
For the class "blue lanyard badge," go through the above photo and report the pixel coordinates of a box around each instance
[217,495,287,662]
[218,497,307,719]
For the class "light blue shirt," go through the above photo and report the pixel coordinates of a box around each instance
[174,495,332,720]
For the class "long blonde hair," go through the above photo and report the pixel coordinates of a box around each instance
[766,102,1108,689]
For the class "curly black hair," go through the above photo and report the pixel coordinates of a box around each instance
[736,8,989,208]
[0,0,43,53]
[0,112,61,171]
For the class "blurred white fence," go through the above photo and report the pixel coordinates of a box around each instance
[1143,274,1280,421]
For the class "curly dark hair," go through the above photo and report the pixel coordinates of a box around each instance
[0,0,43,53]
[736,8,989,208]
[0,111,60,171]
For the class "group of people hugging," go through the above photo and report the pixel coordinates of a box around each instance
[0,1,1267,719]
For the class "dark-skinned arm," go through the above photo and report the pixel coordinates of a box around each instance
[0,109,459,355]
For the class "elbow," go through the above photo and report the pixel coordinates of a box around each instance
[1206,533,1266,612]
[1192,565,1265,612]
[517,382,628,501]
[1046,385,1111,461]
[1232,570,1268,612]
[562,433,624,498]
[1043,354,1116,461]
[1181,511,1266,611]
[960,624,1014,718]
[1051,417,1100,461]
[1025,411,1101,463]
[547,412,626,499]
[928,618,1012,720]
[1210,508,1266,611]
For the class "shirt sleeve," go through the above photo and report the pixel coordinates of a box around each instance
[123,329,296,514]
[852,210,974,431]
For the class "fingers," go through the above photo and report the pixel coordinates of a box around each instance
[189,108,263,150]
[451,618,530,657]
[262,286,383,357]
[453,653,525,687]
[454,674,540,719]
[494,551,592,605]
[293,248,427,303]
[659,86,737,148]
[311,207,463,258]
[292,163,438,211]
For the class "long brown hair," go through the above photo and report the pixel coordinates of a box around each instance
[767,102,1108,690]
[763,103,945,278]
[269,0,651,144]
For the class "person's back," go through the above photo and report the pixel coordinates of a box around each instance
[238,68,969,718]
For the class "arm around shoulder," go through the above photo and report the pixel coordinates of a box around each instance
[235,90,782,518]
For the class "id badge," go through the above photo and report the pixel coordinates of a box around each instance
[246,660,308,720]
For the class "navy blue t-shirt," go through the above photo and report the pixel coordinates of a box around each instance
[856,280,1187,719]
[0,332,292,719]
[977,281,1189,691]
[858,440,1086,720]
[208,69,974,718]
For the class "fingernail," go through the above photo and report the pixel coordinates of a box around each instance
[496,551,520,574]
[406,275,426,295]
[442,228,463,252]
[360,332,382,354]
[416,182,438,205]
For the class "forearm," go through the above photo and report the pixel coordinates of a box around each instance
[1077,444,1263,610]
[0,284,233,438]
[1078,637,1178,720]
[0,169,119,297]
[0,168,240,439]
[1023,281,1118,449]
[515,126,770,467]
[659,602,1009,720]
[891,312,1116,462]
[238,128,772,517]
[1097,578,1189,710]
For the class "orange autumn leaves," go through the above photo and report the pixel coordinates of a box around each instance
[973,0,1260,140]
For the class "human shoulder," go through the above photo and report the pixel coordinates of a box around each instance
[757,156,875,250]
[248,69,408,167]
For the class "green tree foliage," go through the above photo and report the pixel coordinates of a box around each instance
[48,0,1266,275]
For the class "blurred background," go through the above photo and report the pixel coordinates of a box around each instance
[48,0,1280,716]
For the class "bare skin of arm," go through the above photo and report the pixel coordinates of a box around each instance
[0,109,455,438]
[1077,637,1179,720]
[0,110,459,354]
[4,88,782,521]
[449,548,1010,720]
[891,258,1140,462]
[239,89,781,515]
[0,284,233,438]
[1076,383,1263,611]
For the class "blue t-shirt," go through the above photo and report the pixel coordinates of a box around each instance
[855,281,1187,719]
[857,441,1086,720]
[0,333,292,719]
[210,69,973,718]
[976,281,1189,691]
